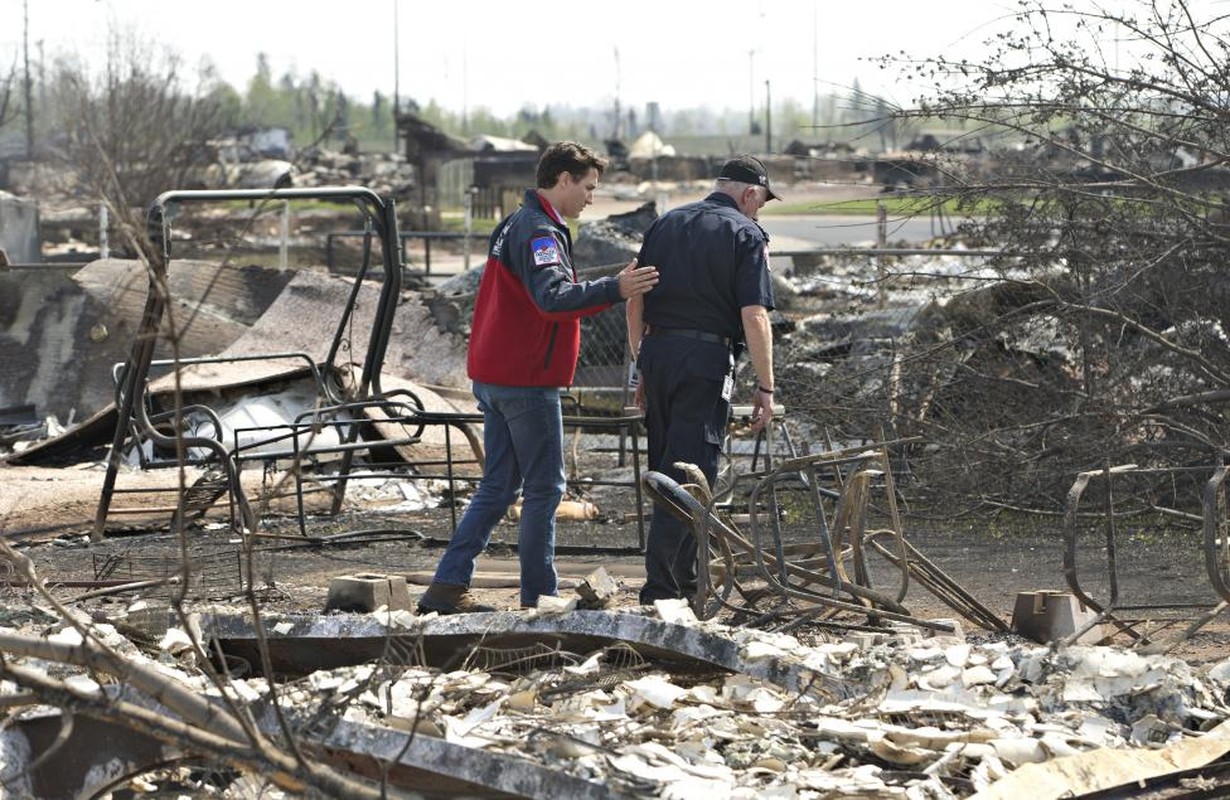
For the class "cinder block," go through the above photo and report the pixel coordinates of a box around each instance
[124,602,171,639]
[325,573,412,613]
[575,566,620,609]
[1011,590,1105,644]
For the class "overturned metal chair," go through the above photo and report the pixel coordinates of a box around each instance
[642,437,1007,635]
[1062,462,1230,652]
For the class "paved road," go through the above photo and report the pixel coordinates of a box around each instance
[761,213,959,248]
[416,209,962,280]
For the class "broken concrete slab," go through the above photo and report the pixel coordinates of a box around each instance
[267,706,627,799]
[196,608,851,699]
[576,566,620,609]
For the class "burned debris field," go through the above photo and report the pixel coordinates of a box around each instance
[5,175,1230,799]
[12,0,1230,787]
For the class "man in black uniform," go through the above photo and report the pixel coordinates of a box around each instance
[627,155,779,604]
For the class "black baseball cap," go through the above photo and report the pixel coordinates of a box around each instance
[718,155,781,201]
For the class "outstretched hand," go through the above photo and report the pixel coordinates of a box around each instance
[617,258,659,299]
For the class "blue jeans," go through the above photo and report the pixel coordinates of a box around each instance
[431,381,566,606]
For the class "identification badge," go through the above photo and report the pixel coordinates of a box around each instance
[721,373,734,401]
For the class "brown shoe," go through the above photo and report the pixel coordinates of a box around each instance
[416,582,496,615]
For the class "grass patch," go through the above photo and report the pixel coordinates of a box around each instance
[762,195,999,218]
[438,210,498,236]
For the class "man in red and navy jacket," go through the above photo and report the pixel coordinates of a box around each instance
[418,141,658,615]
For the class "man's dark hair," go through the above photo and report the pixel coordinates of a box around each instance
[536,141,607,188]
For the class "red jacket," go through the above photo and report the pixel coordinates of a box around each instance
[467,189,623,387]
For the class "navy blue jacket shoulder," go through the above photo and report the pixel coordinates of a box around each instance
[636,191,774,340]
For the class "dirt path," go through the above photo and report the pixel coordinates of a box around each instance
[7,465,1229,667]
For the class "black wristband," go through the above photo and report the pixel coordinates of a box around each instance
[758,385,774,395]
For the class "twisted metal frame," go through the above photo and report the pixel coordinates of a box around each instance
[642,437,1005,635]
[1062,463,1230,652]
[94,187,402,540]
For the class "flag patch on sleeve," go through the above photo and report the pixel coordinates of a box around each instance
[531,236,561,266]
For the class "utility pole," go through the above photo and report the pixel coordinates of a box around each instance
[764,80,772,154]
[37,39,44,113]
[393,0,400,116]
[22,0,33,158]
[812,4,819,130]
[748,50,756,135]
[392,0,400,153]
[613,47,622,140]
[461,47,469,136]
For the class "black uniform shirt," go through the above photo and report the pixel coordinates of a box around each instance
[637,192,775,339]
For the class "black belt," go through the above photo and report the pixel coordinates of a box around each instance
[647,327,733,348]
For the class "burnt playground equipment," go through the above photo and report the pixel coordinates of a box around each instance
[642,435,1009,636]
[1062,462,1230,653]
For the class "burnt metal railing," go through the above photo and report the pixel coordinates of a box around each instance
[94,187,403,541]
[326,229,480,276]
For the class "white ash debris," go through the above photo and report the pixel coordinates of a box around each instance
[4,609,1230,798]
[259,616,1230,797]
[0,727,34,797]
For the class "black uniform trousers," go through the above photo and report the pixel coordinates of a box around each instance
[637,334,733,603]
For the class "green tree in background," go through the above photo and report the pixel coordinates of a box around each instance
[9,23,909,168]
[245,53,280,128]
